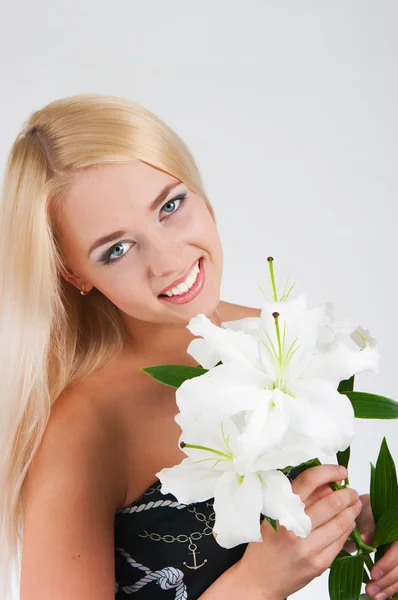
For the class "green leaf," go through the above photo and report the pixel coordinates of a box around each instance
[329,554,364,600]
[264,515,278,532]
[330,548,351,569]
[337,446,351,469]
[338,375,355,393]
[375,543,390,563]
[370,461,376,527]
[362,568,370,585]
[282,457,322,475]
[331,550,369,584]
[373,504,398,547]
[141,364,208,388]
[343,391,398,419]
[371,437,398,525]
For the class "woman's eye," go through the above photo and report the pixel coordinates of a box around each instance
[102,241,132,265]
[160,193,187,217]
[101,193,187,266]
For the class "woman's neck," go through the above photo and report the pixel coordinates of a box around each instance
[119,301,225,363]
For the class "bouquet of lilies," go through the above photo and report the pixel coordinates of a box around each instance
[143,257,398,599]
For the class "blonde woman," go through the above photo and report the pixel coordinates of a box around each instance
[0,95,377,600]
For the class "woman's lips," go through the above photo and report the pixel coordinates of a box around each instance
[159,258,205,304]
[158,258,201,295]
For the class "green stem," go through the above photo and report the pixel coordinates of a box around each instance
[350,527,376,554]
[363,553,374,573]
[330,482,376,554]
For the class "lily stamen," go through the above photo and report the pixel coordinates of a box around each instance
[267,256,278,302]
[180,441,233,461]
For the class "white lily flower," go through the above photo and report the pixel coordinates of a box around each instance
[350,326,378,350]
[315,301,356,354]
[178,294,380,456]
[220,301,357,357]
[157,416,312,549]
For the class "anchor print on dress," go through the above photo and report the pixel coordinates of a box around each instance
[183,537,208,570]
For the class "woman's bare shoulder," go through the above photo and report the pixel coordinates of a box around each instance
[22,376,130,599]
[219,300,261,321]
[29,370,130,512]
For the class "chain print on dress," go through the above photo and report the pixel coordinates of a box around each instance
[137,500,215,572]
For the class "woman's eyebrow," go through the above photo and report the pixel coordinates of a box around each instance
[87,181,181,257]
[149,180,181,212]
[88,229,126,258]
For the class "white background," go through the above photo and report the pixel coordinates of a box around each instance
[1,1,397,598]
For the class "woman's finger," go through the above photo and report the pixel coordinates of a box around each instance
[366,564,398,599]
[354,494,374,534]
[305,483,334,509]
[367,540,398,593]
[292,464,348,503]
[306,488,360,530]
[308,519,358,572]
[307,499,362,553]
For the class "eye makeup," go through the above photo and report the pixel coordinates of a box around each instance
[99,192,188,266]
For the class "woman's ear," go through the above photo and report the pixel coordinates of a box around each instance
[58,264,92,293]
[58,263,75,284]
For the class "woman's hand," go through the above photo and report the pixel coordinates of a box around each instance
[235,464,362,600]
[365,541,398,600]
[343,493,398,600]
[343,493,375,553]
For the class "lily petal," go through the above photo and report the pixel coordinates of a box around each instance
[254,433,320,471]
[301,343,380,387]
[221,316,261,337]
[175,418,238,472]
[260,469,312,538]
[176,362,270,423]
[286,378,355,454]
[186,313,263,370]
[187,337,222,370]
[259,296,325,381]
[316,301,356,354]
[350,326,378,350]
[157,457,220,504]
[213,471,263,548]
[234,395,287,471]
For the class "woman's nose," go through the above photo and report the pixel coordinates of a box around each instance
[145,239,184,278]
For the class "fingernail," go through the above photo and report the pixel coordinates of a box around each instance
[372,568,384,580]
[367,584,380,595]
[356,499,362,509]
[375,593,388,600]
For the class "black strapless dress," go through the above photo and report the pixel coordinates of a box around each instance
[114,468,300,599]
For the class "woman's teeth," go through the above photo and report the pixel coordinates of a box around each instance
[163,261,200,297]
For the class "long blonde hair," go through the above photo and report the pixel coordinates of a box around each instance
[0,94,215,598]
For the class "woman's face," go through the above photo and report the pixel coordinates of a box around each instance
[57,160,223,325]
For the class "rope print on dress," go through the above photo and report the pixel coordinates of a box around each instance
[118,498,187,515]
[115,548,188,599]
